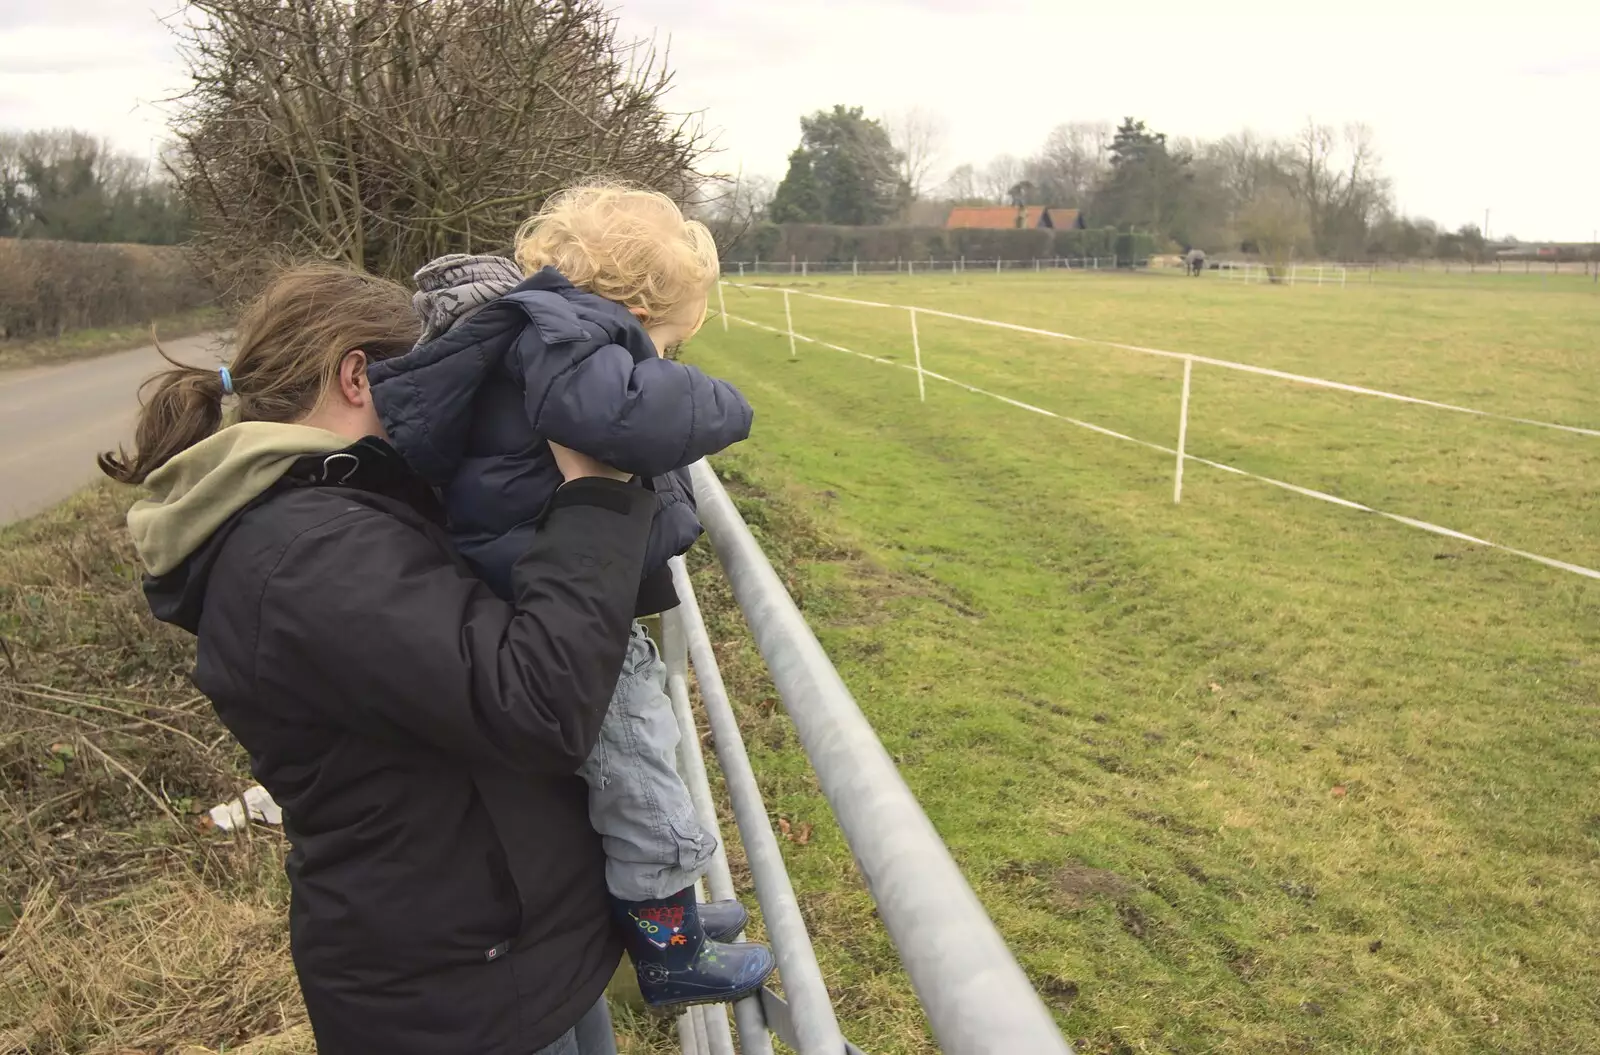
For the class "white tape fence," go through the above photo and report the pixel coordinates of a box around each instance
[717,281,1600,583]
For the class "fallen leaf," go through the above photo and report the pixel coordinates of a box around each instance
[777,817,791,839]
[1208,683,1223,694]
[795,822,813,846]
[1331,785,1347,798]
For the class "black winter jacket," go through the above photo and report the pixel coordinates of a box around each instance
[144,438,653,1054]
[369,267,752,607]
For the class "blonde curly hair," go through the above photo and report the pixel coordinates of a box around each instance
[514,182,719,331]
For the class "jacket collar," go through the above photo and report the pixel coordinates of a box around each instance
[279,436,446,524]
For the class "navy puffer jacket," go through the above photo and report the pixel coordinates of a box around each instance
[369,266,752,604]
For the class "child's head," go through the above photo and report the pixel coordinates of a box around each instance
[514,182,718,345]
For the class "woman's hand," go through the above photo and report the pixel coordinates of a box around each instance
[548,441,632,484]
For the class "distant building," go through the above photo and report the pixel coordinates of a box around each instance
[945,206,1085,231]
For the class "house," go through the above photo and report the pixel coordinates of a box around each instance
[945,206,1085,231]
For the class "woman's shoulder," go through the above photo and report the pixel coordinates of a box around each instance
[233,485,433,569]
[147,486,397,635]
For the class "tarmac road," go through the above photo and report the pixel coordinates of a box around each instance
[0,333,227,525]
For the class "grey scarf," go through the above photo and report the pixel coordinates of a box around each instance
[412,253,524,347]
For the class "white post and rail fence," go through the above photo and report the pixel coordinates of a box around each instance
[714,280,1599,584]
[652,270,1598,1052]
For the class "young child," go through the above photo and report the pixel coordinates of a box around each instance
[367,184,774,1010]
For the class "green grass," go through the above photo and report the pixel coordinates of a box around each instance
[0,305,226,372]
[680,269,1600,1054]
[3,270,1595,1054]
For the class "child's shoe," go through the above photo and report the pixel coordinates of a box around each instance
[613,887,776,1009]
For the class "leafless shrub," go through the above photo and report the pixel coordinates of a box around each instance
[167,0,714,296]
[0,239,210,340]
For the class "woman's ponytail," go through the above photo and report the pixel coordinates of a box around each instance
[98,348,227,485]
[98,264,418,487]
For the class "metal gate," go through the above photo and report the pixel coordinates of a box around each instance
[657,461,1074,1055]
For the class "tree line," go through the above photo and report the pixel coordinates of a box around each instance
[0,130,188,245]
[722,107,1503,264]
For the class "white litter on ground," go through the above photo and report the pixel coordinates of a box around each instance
[209,784,282,831]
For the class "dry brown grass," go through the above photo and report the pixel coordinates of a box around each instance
[0,482,777,1054]
[0,484,309,1054]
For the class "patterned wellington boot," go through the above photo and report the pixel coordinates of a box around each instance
[613,887,776,1009]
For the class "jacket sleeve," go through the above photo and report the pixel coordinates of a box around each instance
[527,342,754,478]
[252,479,654,773]
[641,471,704,575]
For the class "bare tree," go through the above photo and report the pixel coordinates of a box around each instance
[886,106,947,203]
[168,0,713,295]
[689,172,775,252]
[1239,185,1310,280]
[980,154,1024,205]
[1025,121,1111,207]
[1288,120,1388,259]
[939,163,982,204]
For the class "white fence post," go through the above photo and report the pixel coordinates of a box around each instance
[1174,356,1194,504]
[996,258,1002,275]
[717,280,728,333]
[802,260,809,278]
[909,307,927,403]
[783,289,798,361]
[853,257,859,277]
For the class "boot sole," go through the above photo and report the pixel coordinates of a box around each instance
[641,963,778,1014]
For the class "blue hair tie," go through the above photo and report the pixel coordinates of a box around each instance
[218,366,234,396]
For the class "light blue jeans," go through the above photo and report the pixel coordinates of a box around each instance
[576,623,718,901]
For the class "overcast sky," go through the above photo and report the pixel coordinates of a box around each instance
[3,0,1597,240]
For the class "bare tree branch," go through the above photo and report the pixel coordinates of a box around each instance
[168,0,715,296]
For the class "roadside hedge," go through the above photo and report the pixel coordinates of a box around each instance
[724,224,1148,265]
[0,238,211,340]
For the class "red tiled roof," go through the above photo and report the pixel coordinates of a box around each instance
[1046,208,1083,230]
[947,206,1031,230]
[945,205,1073,230]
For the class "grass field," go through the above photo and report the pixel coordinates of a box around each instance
[675,269,1600,1053]
[2,269,1596,1054]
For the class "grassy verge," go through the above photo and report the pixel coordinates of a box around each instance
[677,277,1600,1054]
[0,306,227,373]
[0,485,729,1054]
[0,484,306,1053]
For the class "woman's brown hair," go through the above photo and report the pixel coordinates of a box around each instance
[99,264,419,485]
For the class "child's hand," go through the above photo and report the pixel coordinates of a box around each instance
[549,441,632,483]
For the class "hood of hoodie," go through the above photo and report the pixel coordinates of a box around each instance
[128,422,351,577]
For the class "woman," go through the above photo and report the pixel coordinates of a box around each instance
[100,264,647,1054]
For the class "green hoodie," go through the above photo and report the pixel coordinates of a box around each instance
[128,422,351,576]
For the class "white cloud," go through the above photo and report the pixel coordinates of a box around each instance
[616,0,1600,240]
[2,0,1596,239]
[0,7,184,156]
